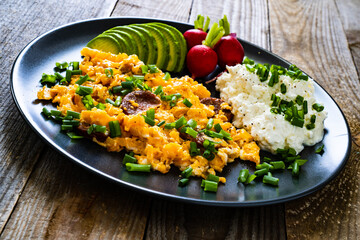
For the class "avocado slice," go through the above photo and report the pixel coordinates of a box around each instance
[146,23,180,72]
[109,26,148,63]
[151,22,187,72]
[102,32,131,55]
[86,34,122,54]
[105,29,138,56]
[131,24,169,70]
[128,25,158,65]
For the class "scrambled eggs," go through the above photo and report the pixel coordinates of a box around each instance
[38,47,260,182]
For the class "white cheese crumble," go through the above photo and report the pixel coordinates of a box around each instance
[216,64,327,154]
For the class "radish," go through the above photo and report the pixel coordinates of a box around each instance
[186,23,225,79]
[183,15,210,50]
[214,15,245,69]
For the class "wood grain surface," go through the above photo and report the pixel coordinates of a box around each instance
[0,0,359,239]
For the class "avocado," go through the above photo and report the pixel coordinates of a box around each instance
[86,34,122,54]
[151,22,187,72]
[131,24,169,70]
[109,26,148,63]
[102,32,131,55]
[146,23,180,72]
[128,25,158,65]
[105,29,138,56]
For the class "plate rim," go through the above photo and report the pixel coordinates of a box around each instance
[10,17,352,207]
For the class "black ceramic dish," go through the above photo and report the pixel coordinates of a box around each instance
[11,17,351,206]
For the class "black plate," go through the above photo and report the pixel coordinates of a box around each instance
[11,17,351,206]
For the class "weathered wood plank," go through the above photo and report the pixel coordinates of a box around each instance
[144,1,286,239]
[0,0,116,234]
[268,0,360,239]
[335,0,360,76]
[111,0,194,22]
[1,149,151,239]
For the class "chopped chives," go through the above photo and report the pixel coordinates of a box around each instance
[295,95,304,105]
[114,96,122,106]
[136,83,144,90]
[42,107,51,118]
[254,168,268,176]
[163,72,171,81]
[203,149,215,161]
[263,175,279,186]
[65,69,72,82]
[182,98,193,108]
[238,169,249,183]
[186,119,197,129]
[157,120,166,127]
[178,178,190,187]
[123,154,137,164]
[121,89,132,95]
[271,161,285,170]
[164,122,176,129]
[312,103,324,112]
[206,118,214,130]
[121,81,135,89]
[143,115,155,126]
[245,174,257,184]
[51,110,62,117]
[310,114,316,123]
[204,130,223,139]
[214,123,222,132]
[71,70,82,75]
[66,132,84,139]
[242,56,255,65]
[206,174,219,183]
[185,127,198,138]
[263,156,272,162]
[280,83,286,94]
[75,74,89,85]
[291,117,304,128]
[94,125,106,133]
[109,120,121,138]
[219,129,232,140]
[55,62,69,71]
[65,110,80,119]
[71,61,79,70]
[133,75,145,81]
[76,85,93,96]
[125,163,151,172]
[181,167,193,178]
[153,86,163,95]
[106,98,115,105]
[288,159,308,169]
[292,162,300,177]
[62,119,80,126]
[315,144,324,154]
[306,123,315,130]
[61,124,73,131]
[203,180,218,192]
[112,86,122,94]
[175,116,187,129]
[105,68,113,78]
[303,100,308,114]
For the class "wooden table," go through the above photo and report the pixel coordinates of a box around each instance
[1,0,359,239]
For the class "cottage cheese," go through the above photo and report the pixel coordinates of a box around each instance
[216,64,327,154]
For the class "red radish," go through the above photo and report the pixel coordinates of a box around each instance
[214,15,245,69]
[186,23,225,79]
[183,15,210,50]
[187,45,218,78]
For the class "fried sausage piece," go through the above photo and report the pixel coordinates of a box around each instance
[200,97,234,122]
[121,90,161,115]
[77,124,108,142]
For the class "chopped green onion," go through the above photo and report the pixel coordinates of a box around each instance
[245,174,257,184]
[121,89,132,95]
[163,72,171,81]
[146,108,155,120]
[164,122,176,129]
[185,127,198,138]
[66,132,84,139]
[263,175,279,186]
[65,69,72,83]
[175,116,187,129]
[187,119,197,129]
[109,120,121,138]
[288,159,308,169]
[125,163,151,172]
[243,56,255,65]
[133,75,145,81]
[178,178,189,187]
[292,162,300,177]
[203,149,215,161]
[238,169,249,183]
[206,118,214,130]
[271,161,285,170]
[157,120,166,127]
[143,116,155,126]
[40,73,57,85]
[61,124,73,131]
[219,129,232,140]
[182,98,193,108]
[291,117,304,128]
[70,61,79,70]
[206,174,219,183]
[148,64,159,73]
[62,119,80,126]
[112,86,122,94]
[189,142,200,156]
[268,70,279,87]
[303,100,308,114]
[75,74,90,85]
[114,96,122,106]
[141,65,148,74]
[214,123,222,133]
[181,167,193,178]
[71,70,82,75]
[312,103,324,112]
[96,103,106,110]
[105,68,113,78]
[254,168,268,176]
[42,107,51,118]
[121,81,135,89]
[280,83,287,94]
[106,98,115,105]
[76,85,93,96]
[203,180,218,192]
[295,95,304,105]
[50,110,62,117]
[256,162,273,170]
[123,154,137,164]
[154,86,163,95]
[306,123,315,130]
[315,144,324,154]
[204,130,223,139]
[55,62,69,71]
